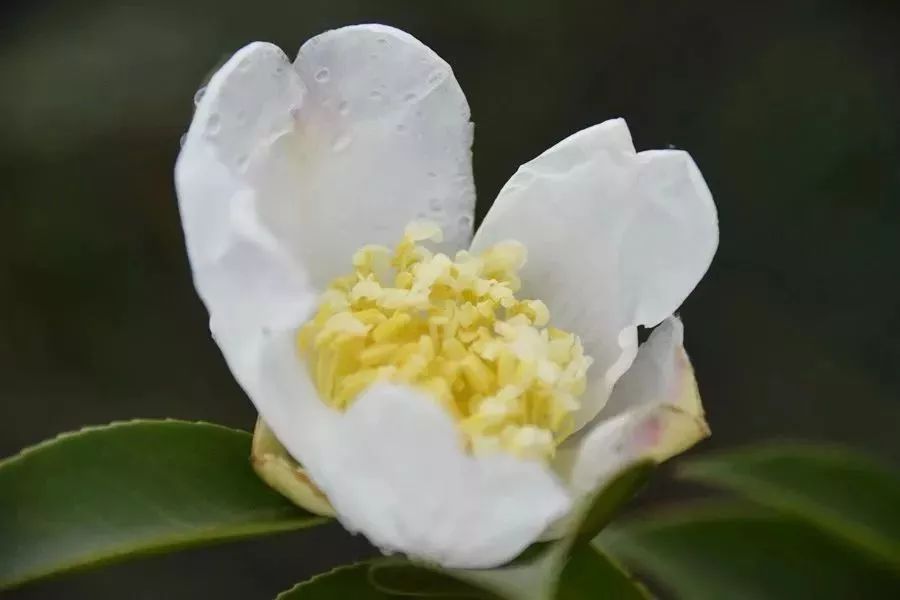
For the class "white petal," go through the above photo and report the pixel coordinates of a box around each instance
[565,402,706,498]
[176,42,318,377]
[254,24,475,287]
[310,383,571,568]
[599,316,703,420]
[175,44,333,508]
[175,31,479,530]
[246,334,570,568]
[471,119,718,430]
[542,317,708,539]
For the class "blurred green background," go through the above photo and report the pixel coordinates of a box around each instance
[2,0,898,597]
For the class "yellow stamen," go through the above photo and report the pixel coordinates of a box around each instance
[297,222,593,461]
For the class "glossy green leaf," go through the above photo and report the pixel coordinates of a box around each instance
[368,560,496,598]
[369,553,544,600]
[0,420,327,590]
[552,545,649,600]
[276,563,392,599]
[369,545,646,600]
[598,505,900,600]
[368,461,653,600]
[678,443,900,565]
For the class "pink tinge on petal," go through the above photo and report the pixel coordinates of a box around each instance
[635,416,663,448]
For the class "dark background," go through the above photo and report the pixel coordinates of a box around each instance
[2,0,898,597]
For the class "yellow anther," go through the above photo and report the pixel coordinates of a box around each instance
[359,343,399,366]
[372,312,412,342]
[352,308,389,327]
[395,271,414,289]
[352,244,391,275]
[441,337,467,360]
[405,221,444,243]
[296,222,593,461]
[460,354,495,394]
[350,277,382,302]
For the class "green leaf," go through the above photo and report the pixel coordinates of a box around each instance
[368,545,647,600]
[554,545,648,600]
[679,443,900,565]
[368,560,496,598]
[368,461,654,600]
[369,555,531,599]
[598,504,900,600]
[0,419,327,590]
[276,563,392,599]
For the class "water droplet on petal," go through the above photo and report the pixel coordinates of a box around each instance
[314,67,330,83]
[395,123,407,133]
[429,197,443,212]
[427,171,437,178]
[179,133,187,147]
[193,86,206,106]
[427,70,443,84]
[403,92,417,102]
[338,100,350,115]
[333,134,352,152]
[207,113,221,134]
[377,37,388,45]
[369,90,383,101]
[458,214,473,230]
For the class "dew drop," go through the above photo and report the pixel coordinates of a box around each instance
[395,123,407,133]
[427,170,438,178]
[403,91,417,103]
[179,133,187,147]
[193,86,206,107]
[427,70,443,84]
[314,67,330,83]
[377,37,388,45]
[338,100,350,115]
[458,214,473,229]
[369,90,383,101]
[332,134,352,152]
[207,113,221,134]
[429,197,443,212]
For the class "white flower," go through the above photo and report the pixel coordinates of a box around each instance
[175,24,718,568]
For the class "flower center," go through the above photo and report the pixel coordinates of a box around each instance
[297,222,592,460]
